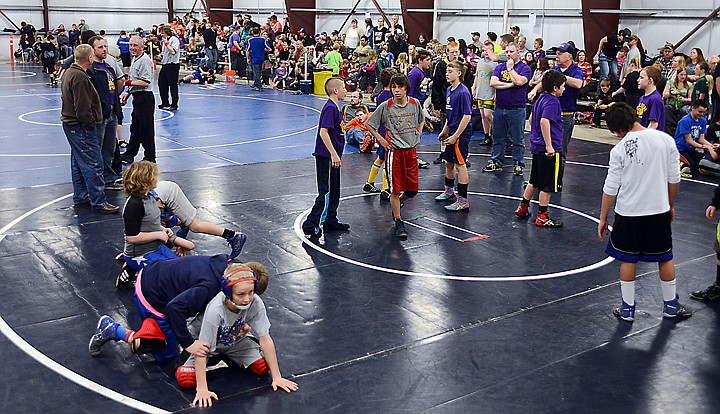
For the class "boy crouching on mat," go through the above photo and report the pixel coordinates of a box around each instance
[301,77,350,238]
[176,261,298,407]
[435,60,473,211]
[367,74,425,240]
[515,70,566,227]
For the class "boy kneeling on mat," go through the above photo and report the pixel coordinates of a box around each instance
[177,261,298,407]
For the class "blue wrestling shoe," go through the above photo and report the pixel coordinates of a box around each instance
[612,301,636,322]
[228,233,247,259]
[663,295,693,319]
[89,315,119,356]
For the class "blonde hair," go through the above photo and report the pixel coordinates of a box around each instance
[396,52,408,65]
[122,161,158,196]
[224,261,269,295]
[447,60,466,79]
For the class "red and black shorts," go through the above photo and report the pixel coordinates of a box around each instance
[386,147,419,194]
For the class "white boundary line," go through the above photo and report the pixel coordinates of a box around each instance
[0,70,37,79]
[420,216,488,238]
[17,107,174,126]
[403,220,465,242]
[294,192,616,281]
[0,193,171,414]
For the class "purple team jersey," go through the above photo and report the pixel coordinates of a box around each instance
[445,83,472,129]
[553,63,585,112]
[376,90,392,138]
[529,92,563,153]
[637,91,666,131]
[408,66,426,102]
[492,61,532,108]
[313,99,344,158]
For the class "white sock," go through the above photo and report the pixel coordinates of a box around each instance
[620,281,635,305]
[661,279,677,302]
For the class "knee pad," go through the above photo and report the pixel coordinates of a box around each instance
[175,365,196,389]
[249,357,269,375]
[404,190,418,198]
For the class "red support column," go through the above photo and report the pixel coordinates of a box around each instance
[42,0,49,32]
[168,0,175,23]
[203,0,234,26]
[285,0,316,35]
[581,0,621,58]
[400,0,434,42]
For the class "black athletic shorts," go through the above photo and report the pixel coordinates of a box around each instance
[529,152,562,193]
[606,211,673,263]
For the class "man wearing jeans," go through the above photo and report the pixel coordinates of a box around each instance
[88,35,125,190]
[202,24,218,70]
[484,43,531,176]
[61,44,119,213]
[596,28,630,92]
[246,27,271,91]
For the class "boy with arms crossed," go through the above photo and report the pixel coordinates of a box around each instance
[367,74,425,239]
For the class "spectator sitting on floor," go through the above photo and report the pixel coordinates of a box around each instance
[344,108,374,152]
[342,90,369,128]
[180,66,216,84]
[675,100,712,177]
[273,60,289,89]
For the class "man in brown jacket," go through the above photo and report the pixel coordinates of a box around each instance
[61,44,119,213]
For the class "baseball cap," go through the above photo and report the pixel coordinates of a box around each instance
[510,25,520,31]
[555,42,576,54]
[619,28,631,41]
[487,32,497,41]
[471,31,481,37]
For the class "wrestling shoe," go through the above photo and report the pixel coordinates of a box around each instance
[680,166,692,179]
[395,220,408,240]
[115,263,137,289]
[418,158,429,169]
[435,188,456,201]
[515,203,530,219]
[445,197,469,211]
[513,162,523,176]
[302,225,322,238]
[482,160,502,172]
[613,301,636,322]
[89,315,119,356]
[380,190,391,201]
[363,182,381,193]
[228,233,247,259]
[535,212,563,227]
[663,295,693,319]
[480,136,492,145]
[690,283,720,302]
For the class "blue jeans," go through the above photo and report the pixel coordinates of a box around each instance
[96,112,120,184]
[63,122,107,208]
[252,62,262,88]
[205,47,218,70]
[345,128,366,146]
[490,107,526,167]
[598,53,618,92]
[558,113,575,183]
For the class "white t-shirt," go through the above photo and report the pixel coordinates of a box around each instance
[603,128,681,216]
[188,292,270,353]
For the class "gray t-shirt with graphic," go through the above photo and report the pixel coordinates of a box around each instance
[366,97,425,149]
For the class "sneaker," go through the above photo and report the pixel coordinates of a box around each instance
[363,182,381,193]
[418,158,429,169]
[480,136,492,145]
[515,203,530,219]
[158,104,171,110]
[680,166,692,179]
[535,212,563,227]
[89,315,119,356]
[435,188,456,201]
[168,105,178,110]
[482,160,502,172]
[395,220,408,240]
[445,197,469,211]
[380,190,391,201]
[116,263,137,289]
[302,225,322,238]
[513,162,523,176]
[324,222,350,231]
[433,156,444,164]
[690,284,720,302]
[663,296,693,318]
[117,139,128,149]
[613,301,636,322]
[227,233,247,259]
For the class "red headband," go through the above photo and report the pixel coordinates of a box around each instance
[225,268,257,288]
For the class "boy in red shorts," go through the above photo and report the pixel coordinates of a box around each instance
[367,74,425,239]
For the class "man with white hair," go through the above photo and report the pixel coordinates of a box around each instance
[121,35,156,164]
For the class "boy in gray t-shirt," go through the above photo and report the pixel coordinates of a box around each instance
[175,262,298,407]
[367,74,425,240]
[473,42,498,145]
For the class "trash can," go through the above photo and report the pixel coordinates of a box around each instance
[225,70,236,82]
[299,80,312,94]
[313,69,333,95]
